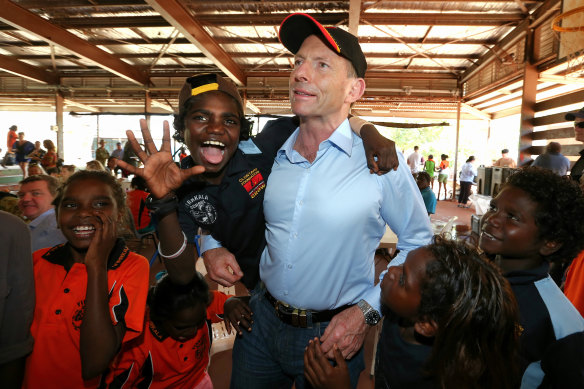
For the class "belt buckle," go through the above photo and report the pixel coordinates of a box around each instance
[275,302,308,328]
[290,308,308,328]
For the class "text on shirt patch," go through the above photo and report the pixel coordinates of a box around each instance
[239,168,265,199]
[185,193,218,226]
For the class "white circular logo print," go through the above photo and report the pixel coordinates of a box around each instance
[186,197,217,226]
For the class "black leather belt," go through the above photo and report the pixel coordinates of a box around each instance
[265,290,352,328]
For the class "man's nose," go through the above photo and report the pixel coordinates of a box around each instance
[293,61,310,82]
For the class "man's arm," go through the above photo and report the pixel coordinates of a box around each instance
[320,153,432,359]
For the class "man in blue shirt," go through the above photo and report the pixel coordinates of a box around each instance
[229,13,433,389]
[17,175,66,252]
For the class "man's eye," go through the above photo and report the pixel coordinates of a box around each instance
[63,203,76,209]
[294,59,303,67]
[225,119,239,126]
[319,62,329,69]
[94,201,109,208]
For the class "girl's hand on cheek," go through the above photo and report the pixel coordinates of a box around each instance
[85,211,117,270]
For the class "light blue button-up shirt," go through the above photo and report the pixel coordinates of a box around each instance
[260,119,432,312]
[28,208,66,252]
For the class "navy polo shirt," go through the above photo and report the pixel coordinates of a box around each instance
[177,117,297,289]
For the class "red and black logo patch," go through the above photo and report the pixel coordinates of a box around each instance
[239,168,266,199]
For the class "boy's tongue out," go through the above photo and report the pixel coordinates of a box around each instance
[201,144,224,165]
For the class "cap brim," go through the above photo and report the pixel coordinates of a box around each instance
[566,111,584,121]
[279,13,340,55]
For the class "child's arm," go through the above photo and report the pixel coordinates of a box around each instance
[80,211,125,380]
[349,116,399,175]
[116,120,204,286]
[223,296,253,335]
[304,338,351,389]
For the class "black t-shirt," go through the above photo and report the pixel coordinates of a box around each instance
[375,312,435,389]
[177,117,297,289]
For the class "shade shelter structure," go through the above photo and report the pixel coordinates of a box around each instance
[0,0,583,178]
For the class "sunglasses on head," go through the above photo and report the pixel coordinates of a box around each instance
[576,122,584,129]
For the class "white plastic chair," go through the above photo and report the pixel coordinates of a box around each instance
[439,216,458,238]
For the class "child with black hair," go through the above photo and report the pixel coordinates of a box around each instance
[23,170,150,389]
[479,167,584,387]
[304,236,520,389]
[415,171,436,216]
[106,272,252,388]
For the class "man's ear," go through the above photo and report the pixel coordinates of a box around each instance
[346,78,365,104]
[414,319,438,338]
[540,240,562,257]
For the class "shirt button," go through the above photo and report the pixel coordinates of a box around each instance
[287,264,292,269]
[179,344,183,348]
[284,291,288,296]
[294,233,298,238]
[55,309,61,315]
[64,288,70,293]
[184,357,188,361]
[299,200,303,206]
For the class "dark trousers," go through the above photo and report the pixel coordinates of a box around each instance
[458,181,473,204]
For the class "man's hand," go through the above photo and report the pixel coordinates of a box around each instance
[360,124,399,175]
[304,338,352,389]
[202,247,243,287]
[319,305,368,359]
[115,119,204,199]
[223,296,253,335]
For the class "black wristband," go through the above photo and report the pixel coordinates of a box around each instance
[145,193,178,218]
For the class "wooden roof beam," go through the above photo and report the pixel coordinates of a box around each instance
[0,53,57,84]
[5,12,523,29]
[145,0,245,86]
[0,0,149,85]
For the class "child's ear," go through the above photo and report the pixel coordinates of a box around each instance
[414,319,438,338]
[540,240,562,257]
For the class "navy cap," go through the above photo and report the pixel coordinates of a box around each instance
[566,107,584,121]
[178,73,243,111]
[278,13,367,78]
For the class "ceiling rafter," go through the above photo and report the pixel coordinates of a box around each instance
[0,0,150,85]
[144,0,245,86]
[0,53,57,84]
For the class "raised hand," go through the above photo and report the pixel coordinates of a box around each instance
[115,119,205,199]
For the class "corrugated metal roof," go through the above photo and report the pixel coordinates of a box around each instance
[0,0,581,119]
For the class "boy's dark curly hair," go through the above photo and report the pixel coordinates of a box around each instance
[418,235,520,389]
[148,272,210,325]
[503,167,584,264]
[53,170,126,219]
[172,92,252,144]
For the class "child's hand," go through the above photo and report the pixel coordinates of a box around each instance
[224,296,253,335]
[84,211,117,269]
[304,338,352,389]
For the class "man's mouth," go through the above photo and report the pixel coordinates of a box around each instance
[292,87,316,98]
[200,140,226,165]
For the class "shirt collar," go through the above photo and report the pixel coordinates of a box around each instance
[28,208,55,229]
[276,119,353,163]
[41,238,130,271]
